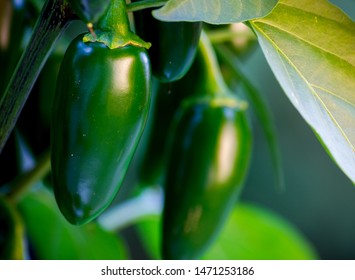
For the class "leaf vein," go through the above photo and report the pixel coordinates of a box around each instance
[251,23,354,151]
[275,2,352,26]
[253,21,355,69]
[310,84,355,108]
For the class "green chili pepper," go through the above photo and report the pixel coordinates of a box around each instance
[162,32,252,259]
[132,0,202,82]
[51,0,151,225]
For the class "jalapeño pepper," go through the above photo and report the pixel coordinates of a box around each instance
[162,32,252,259]
[51,0,151,225]
[132,0,202,82]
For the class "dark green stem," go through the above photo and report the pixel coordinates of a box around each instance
[0,0,74,154]
[7,151,51,202]
[126,0,168,12]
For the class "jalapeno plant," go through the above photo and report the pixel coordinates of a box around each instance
[0,0,353,261]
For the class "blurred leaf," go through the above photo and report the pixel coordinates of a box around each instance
[216,45,284,189]
[250,0,355,183]
[203,203,317,260]
[136,203,316,260]
[0,196,25,259]
[18,187,127,260]
[153,0,278,24]
[135,215,161,260]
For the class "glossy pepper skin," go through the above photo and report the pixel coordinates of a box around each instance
[69,0,110,24]
[51,34,151,225]
[162,98,252,259]
[133,1,202,82]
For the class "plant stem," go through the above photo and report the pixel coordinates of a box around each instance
[0,0,74,154]
[98,187,163,231]
[198,31,230,96]
[84,0,150,49]
[98,0,131,35]
[126,0,167,13]
[7,151,51,202]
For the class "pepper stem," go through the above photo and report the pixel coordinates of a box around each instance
[198,31,230,96]
[83,0,151,49]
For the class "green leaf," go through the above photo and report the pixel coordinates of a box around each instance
[250,0,355,183]
[153,0,279,24]
[135,203,316,260]
[18,187,127,260]
[203,203,317,260]
[216,45,284,189]
[0,196,25,260]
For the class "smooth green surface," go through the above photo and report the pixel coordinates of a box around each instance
[133,2,202,82]
[153,0,278,24]
[250,0,355,183]
[162,100,252,260]
[136,203,317,260]
[0,196,24,260]
[51,34,151,225]
[19,188,127,260]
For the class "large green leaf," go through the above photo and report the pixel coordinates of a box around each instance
[18,187,127,260]
[136,203,316,260]
[203,203,317,260]
[153,0,278,24]
[250,0,355,183]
